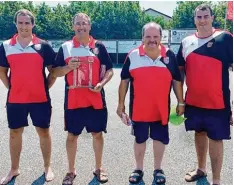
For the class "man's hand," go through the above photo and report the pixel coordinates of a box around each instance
[176,103,185,116]
[116,103,125,118]
[68,57,80,70]
[89,83,103,93]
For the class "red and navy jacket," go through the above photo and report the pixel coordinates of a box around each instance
[53,36,113,110]
[177,30,233,111]
[0,34,55,104]
[121,44,181,125]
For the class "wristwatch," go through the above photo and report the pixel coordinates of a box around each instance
[178,102,185,106]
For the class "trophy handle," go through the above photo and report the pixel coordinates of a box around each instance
[73,69,77,87]
[89,62,92,87]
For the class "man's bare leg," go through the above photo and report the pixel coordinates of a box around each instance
[92,132,104,170]
[134,141,146,171]
[66,133,78,174]
[185,131,208,181]
[153,140,166,184]
[128,141,146,183]
[209,139,223,185]
[153,140,165,170]
[36,127,54,182]
[0,128,23,185]
[195,132,208,172]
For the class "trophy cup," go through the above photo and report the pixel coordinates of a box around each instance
[68,56,94,89]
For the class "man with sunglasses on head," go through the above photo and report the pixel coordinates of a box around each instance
[177,4,233,185]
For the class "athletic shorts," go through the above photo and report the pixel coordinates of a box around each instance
[6,102,52,129]
[131,121,169,145]
[64,106,108,135]
[184,105,231,140]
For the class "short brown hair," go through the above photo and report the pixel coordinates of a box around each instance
[72,12,91,25]
[14,9,35,25]
[194,4,213,17]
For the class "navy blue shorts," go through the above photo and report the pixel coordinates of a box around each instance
[184,105,231,140]
[64,107,108,135]
[6,102,52,129]
[131,121,169,145]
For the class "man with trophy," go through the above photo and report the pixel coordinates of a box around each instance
[52,13,113,185]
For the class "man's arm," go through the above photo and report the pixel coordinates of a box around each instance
[52,65,72,77]
[169,49,185,115]
[178,66,185,84]
[116,54,131,118]
[0,43,10,89]
[172,80,184,104]
[0,67,9,89]
[52,46,73,77]
[99,68,114,87]
[117,79,130,117]
[47,65,57,89]
[90,41,114,92]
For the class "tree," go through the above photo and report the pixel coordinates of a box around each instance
[34,2,53,39]
[172,1,209,29]
[213,1,233,32]
[0,1,173,40]
[0,1,30,39]
[47,4,72,39]
[172,1,233,32]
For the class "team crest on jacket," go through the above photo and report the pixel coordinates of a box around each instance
[34,44,41,50]
[163,57,169,64]
[207,42,213,48]
[92,48,99,55]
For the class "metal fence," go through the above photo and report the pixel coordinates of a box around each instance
[0,29,196,64]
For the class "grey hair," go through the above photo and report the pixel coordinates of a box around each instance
[142,22,162,37]
[72,12,91,25]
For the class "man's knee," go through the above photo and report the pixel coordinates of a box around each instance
[36,127,50,138]
[91,132,103,140]
[209,138,223,143]
[67,133,79,142]
[10,128,24,138]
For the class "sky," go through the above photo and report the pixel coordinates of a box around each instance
[32,1,178,17]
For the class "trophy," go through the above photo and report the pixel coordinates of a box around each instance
[68,56,94,89]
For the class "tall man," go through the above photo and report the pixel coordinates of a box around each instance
[0,9,56,184]
[52,13,113,185]
[177,4,233,185]
[117,22,184,184]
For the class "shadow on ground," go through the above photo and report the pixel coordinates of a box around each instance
[31,174,46,185]
[196,177,210,185]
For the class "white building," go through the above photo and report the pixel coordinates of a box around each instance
[144,8,172,21]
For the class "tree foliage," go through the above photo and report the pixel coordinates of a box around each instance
[172,1,233,32]
[0,1,232,40]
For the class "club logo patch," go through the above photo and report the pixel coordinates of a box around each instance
[163,57,170,64]
[207,42,213,48]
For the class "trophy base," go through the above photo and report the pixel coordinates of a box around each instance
[67,85,94,89]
